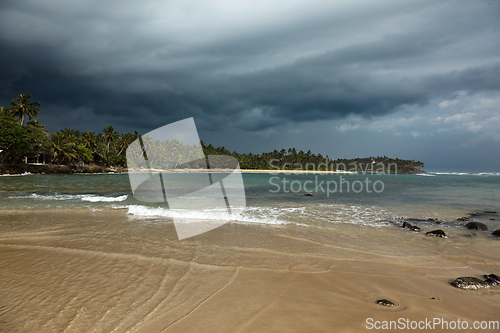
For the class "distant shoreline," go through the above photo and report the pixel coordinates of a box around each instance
[0,163,424,175]
[141,168,355,174]
[0,163,120,175]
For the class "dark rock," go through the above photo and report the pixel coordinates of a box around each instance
[451,277,490,290]
[406,218,428,224]
[457,217,469,222]
[402,221,420,232]
[426,230,447,238]
[490,218,496,220]
[483,274,500,286]
[402,222,413,229]
[465,222,488,231]
[376,299,395,307]
[492,230,500,237]
[428,218,441,224]
[304,193,313,196]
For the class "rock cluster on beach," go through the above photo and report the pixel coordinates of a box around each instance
[425,229,447,238]
[451,277,490,290]
[375,299,395,307]
[393,211,500,240]
[451,274,500,290]
[392,212,500,292]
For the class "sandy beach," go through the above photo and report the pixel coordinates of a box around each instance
[1,209,499,332]
[139,168,357,174]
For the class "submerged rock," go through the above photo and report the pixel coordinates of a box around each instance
[405,218,429,224]
[376,299,395,307]
[402,221,421,232]
[426,229,447,238]
[451,277,490,290]
[483,274,500,286]
[492,230,500,237]
[427,218,441,224]
[466,222,488,231]
[457,217,469,222]
[304,193,313,197]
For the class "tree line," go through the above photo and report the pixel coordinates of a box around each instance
[201,143,424,172]
[1,92,425,172]
[0,93,137,166]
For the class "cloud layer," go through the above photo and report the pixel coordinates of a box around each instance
[0,0,499,170]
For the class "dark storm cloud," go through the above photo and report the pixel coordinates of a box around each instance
[0,0,499,133]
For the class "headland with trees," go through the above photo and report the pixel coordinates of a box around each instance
[0,92,424,174]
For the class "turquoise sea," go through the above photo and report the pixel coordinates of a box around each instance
[1,172,499,237]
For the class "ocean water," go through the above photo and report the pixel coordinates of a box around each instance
[1,171,500,332]
[0,172,499,236]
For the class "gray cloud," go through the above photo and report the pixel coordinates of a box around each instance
[0,0,499,137]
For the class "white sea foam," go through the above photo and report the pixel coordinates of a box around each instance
[81,195,128,202]
[8,193,75,201]
[128,204,246,220]
[8,193,128,202]
[430,172,500,176]
[416,173,436,177]
[0,172,34,177]
[124,203,390,229]
[432,172,470,175]
[124,204,300,227]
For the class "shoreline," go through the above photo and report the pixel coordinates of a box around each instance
[0,163,423,175]
[0,163,124,175]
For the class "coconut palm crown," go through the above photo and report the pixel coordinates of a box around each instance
[10,92,41,125]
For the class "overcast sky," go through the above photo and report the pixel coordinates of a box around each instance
[1,0,499,172]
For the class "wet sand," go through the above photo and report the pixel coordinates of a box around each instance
[1,210,499,332]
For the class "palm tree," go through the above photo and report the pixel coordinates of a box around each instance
[50,132,78,164]
[61,127,80,138]
[102,125,117,152]
[116,133,134,156]
[10,93,41,125]
[80,131,96,149]
[50,132,91,164]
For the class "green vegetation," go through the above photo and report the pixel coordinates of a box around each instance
[126,135,205,170]
[1,92,424,173]
[201,143,424,173]
[10,92,41,125]
[0,114,30,164]
[1,93,138,167]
